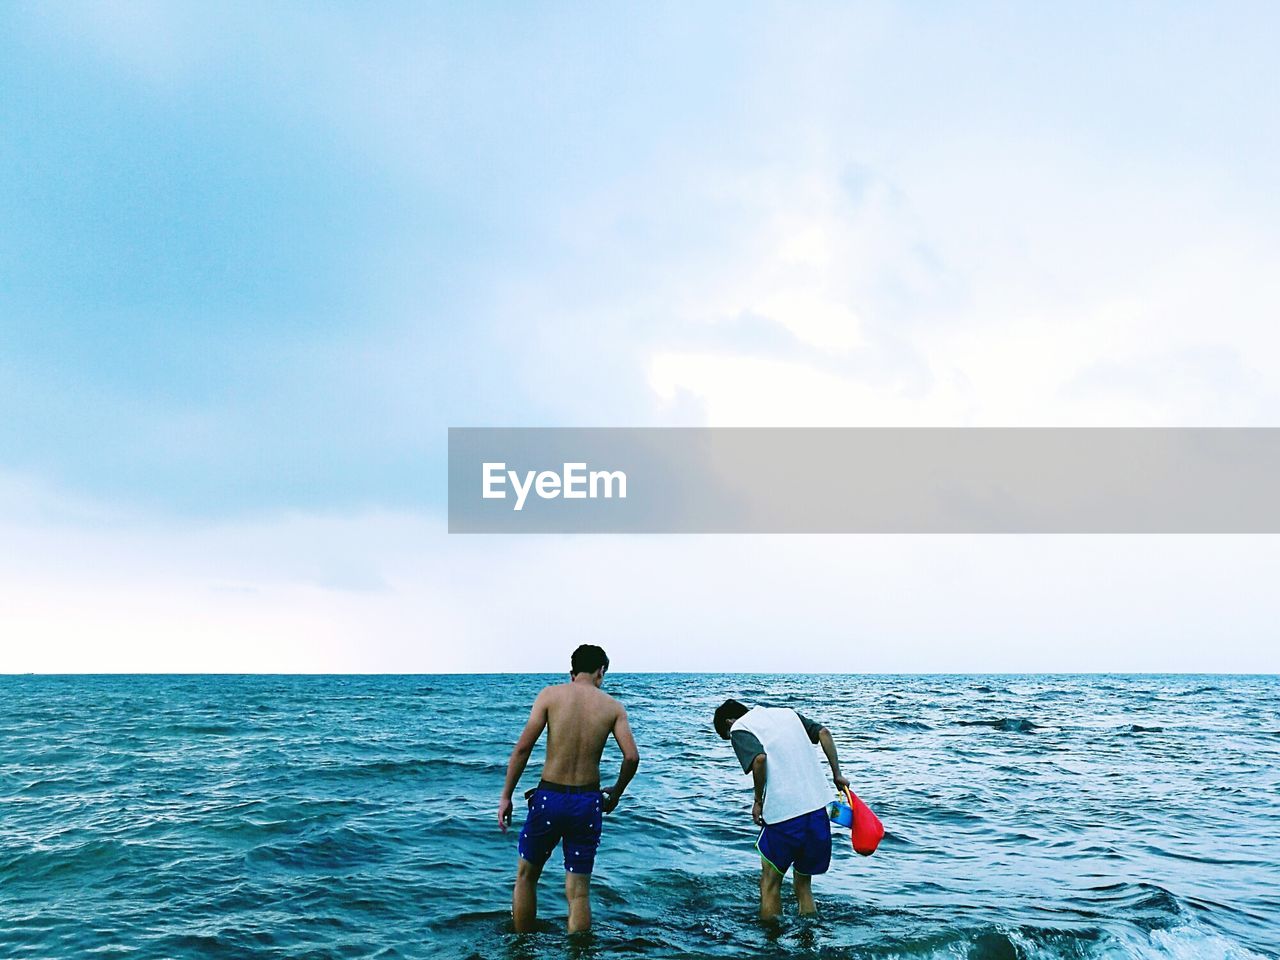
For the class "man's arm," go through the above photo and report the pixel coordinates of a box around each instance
[817,726,849,793]
[602,705,640,813]
[498,691,549,831]
[798,711,850,794]
[750,753,767,825]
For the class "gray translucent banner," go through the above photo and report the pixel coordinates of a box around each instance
[447,428,1280,533]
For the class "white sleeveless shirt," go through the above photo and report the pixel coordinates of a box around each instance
[732,706,832,824]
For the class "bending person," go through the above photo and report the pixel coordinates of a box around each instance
[713,698,848,921]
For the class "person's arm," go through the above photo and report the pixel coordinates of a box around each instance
[498,691,549,831]
[729,728,766,823]
[797,711,850,794]
[602,705,639,813]
[817,726,849,793]
[750,753,767,825]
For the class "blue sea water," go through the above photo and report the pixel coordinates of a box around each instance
[2,674,1278,959]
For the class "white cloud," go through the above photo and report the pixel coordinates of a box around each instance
[644,146,1280,429]
[648,352,959,427]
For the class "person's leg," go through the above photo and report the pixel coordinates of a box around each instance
[513,857,543,932]
[756,820,795,923]
[759,859,784,921]
[565,871,592,933]
[561,791,603,932]
[793,871,816,916]
[515,787,563,932]
[789,808,830,918]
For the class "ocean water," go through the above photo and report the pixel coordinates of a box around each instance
[2,675,1278,960]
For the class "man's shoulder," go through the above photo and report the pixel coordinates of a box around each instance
[577,688,625,725]
[742,705,813,727]
[536,682,571,701]
[761,704,806,719]
[596,689,626,714]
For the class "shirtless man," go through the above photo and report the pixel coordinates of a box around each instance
[498,645,640,934]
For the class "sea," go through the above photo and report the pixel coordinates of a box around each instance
[2,674,1277,959]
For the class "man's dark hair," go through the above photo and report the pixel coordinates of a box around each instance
[714,698,749,740]
[570,644,610,676]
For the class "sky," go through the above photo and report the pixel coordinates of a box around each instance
[2,2,1279,672]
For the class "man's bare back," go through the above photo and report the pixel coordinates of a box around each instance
[539,680,628,786]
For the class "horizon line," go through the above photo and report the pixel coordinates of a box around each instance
[3,670,1276,678]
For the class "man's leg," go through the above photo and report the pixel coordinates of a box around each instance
[565,871,592,933]
[793,871,816,916]
[561,792,603,933]
[759,859,783,921]
[790,809,829,917]
[513,857,543,932]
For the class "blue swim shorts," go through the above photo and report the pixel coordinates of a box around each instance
[517,781,604,874]
[757,807,831,876]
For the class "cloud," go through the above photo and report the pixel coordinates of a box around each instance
[644,148,1280,429]
[8,3,1280,516]
[5,5,1280,671]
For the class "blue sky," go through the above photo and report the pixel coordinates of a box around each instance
[3,4,1279,671]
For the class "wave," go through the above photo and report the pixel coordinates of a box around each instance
[246,823,396,871]
[1173,685,1223,697]
[955,718,1040,733]
[299,756,502,782]
[164,723,245,736]
[952,923,1270,960]
[439,907,1274,960]
[0,837,134,885]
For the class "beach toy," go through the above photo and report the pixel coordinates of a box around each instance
[843,786,884,857]
[826,798,854,827]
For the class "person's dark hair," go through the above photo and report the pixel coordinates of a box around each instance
[714,698,749,740]
[570,644,610,676]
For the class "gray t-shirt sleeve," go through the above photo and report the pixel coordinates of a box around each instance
[795,711,825,744]
[730,729,764,773]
